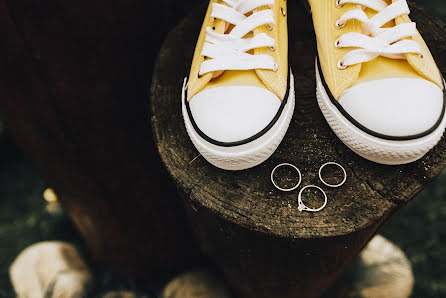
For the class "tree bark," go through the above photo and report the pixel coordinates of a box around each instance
[150,1,446,297]
[0,0,201,280]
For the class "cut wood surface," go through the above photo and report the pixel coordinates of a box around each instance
[150,1,446,297]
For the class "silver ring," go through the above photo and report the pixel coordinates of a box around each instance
[298,185,328,212]
[271,163,302,192]
[318,162,347,188]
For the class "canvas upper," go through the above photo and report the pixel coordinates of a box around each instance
[309,0,445,138]
[185,0,290,144]
[309,0,443,100]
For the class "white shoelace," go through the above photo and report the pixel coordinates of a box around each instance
[335,0,422,69]
[199,0,278,76]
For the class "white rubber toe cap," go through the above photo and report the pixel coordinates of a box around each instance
[188,85,282,143]
[339,78,444,138]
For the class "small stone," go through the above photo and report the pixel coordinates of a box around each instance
[43,188,59,203]
[43,188,64,216]
[161,269,232,298]
[9,241,93,298]
[348,235,414,298]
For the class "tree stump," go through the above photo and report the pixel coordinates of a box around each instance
[150,2,446,298]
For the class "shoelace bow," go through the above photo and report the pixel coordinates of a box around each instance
[335,0,422,69]
[199,0,278,76]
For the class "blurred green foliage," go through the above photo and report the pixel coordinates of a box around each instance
[0,1,445,297]
[0,139,157,297]
[0,139,80,296]
[383,171,446,297]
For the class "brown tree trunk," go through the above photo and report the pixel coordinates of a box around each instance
[150,1,446,297]
[0,0,201,280]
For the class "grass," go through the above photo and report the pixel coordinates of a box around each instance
[382,171,446,297]
[1,1,446,297]
[4,141,446,298]
[0,137,158,297]
[2,133,446,298]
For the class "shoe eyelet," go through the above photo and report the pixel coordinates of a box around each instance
[334,39,341,49]
[280,7,286,16]
[198,73,202,78]
[269,46,276,51]
[273,62,279,72]
[335,0,344,8]
[266,23,274,31]
[419,54,424,58]
[337,59,347,70]
[335,20,346,29]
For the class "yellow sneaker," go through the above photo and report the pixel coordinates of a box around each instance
[182,0,294,171]
[309,0,446,165]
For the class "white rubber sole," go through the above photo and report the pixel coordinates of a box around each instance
[182,71,295,171]
[316,60,446,165]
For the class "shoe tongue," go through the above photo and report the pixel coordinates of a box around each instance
[192,1,286,99]
[362,4,395,35]
[211,5,256,80]
[355,0,444,91]
[211,21,233,80]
